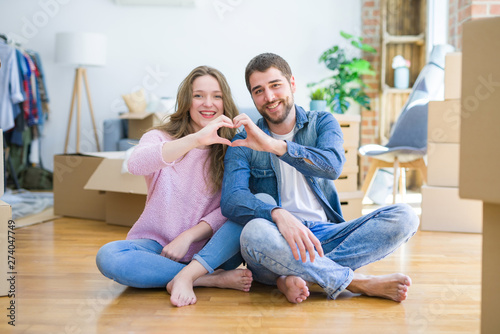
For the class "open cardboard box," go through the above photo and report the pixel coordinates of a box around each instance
[54,152,146,227]
[83,154,146,227]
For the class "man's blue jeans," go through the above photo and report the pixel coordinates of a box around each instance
[240,196,419,299]
[96,220,243,288]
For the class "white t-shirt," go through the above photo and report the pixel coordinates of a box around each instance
[272,128,327,222]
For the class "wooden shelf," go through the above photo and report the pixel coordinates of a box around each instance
[379,0,427,143]
[382,86,413,94]
[383,32,425,45]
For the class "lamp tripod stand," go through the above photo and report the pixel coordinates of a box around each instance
[64,67,101,153]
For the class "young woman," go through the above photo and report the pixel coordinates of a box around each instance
[96,66,252,307]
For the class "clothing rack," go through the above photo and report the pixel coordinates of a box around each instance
[1,33,51,190]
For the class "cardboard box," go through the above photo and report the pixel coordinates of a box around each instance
[481,202,500,333]
[120,112,163,140]
[427,100,461,144]
[84,157,147,227]
[421,185,482,233]
[334,166,358,192]
[460,18,500,205]
[444,52,462,100]
[334,114,360,147]
[461,19,500,332]
[427,143,460,187]
[0,200,12,296]
[339,191,363,221]
[343,146,358,168]
[53,154,106,221]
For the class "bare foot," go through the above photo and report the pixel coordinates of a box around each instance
[194,268,253,292]
[276,276,310,303]
[347,273,412,302]
[166,261,252,308]
[166,277,197,307]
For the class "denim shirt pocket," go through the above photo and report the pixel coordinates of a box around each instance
[249,167,278,199]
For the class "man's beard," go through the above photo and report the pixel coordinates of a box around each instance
[258,96,294,125]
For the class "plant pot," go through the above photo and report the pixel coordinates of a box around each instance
[310,100,327,111]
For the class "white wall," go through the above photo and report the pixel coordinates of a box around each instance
[0,0,362,171]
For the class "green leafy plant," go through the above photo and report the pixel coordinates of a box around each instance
[309,87,327,101]
[308,31,377,114]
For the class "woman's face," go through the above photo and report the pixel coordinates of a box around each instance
[189,75,224,132]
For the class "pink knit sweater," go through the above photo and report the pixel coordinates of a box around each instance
[126,129,227,262]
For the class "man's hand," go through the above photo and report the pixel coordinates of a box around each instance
[232,114,287,156]
[160,233,192,261]
[272,208,324,263]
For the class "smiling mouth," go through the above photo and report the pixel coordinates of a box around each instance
[200,111,217,117]
[266,101,281,110]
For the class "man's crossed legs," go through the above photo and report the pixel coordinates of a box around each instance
[240,200,419,303]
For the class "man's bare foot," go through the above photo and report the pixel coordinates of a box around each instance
[194,268,253,292]
[347,273,412,302]
[276,276,310,303]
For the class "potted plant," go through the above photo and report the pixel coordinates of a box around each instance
[309,87,328,111]
[308,31,377,114]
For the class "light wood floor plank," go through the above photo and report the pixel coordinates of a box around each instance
[0,218,481,334]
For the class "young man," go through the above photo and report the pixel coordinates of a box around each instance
[221,53,419,304]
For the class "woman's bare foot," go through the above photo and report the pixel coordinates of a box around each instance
[167,267,253,307]
[347,273,412,302]
[194,268,253,291]
[167,276,197,307]
[276,276,310,303]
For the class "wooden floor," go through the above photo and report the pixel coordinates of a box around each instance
[1,216,481,334]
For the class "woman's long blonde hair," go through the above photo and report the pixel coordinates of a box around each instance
[155,66,239,193]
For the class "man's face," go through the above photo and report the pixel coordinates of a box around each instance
[248,67,296,125]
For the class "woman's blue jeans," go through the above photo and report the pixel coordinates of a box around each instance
[240,197,420,299]
[96,220,244,288]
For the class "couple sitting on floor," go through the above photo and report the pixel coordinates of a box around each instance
[96,53,419,307]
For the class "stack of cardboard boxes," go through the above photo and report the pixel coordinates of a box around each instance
[333,114,363,221]
[1,130,14,296]
[420,52,483,233]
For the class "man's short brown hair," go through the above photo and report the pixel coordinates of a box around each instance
[244,53,292,92]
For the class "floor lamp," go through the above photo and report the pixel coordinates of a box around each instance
[55,32,107,153]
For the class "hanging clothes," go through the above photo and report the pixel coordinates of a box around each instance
[0,34,51,190]
[0,40,25,131]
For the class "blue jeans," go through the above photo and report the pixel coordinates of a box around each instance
[240,197,419,299]
[96,220,244,288]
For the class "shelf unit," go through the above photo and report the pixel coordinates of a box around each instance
[379,0,427,143]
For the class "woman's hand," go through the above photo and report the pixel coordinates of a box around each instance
[194,115,236,147]
[161,115,235,162]
[160,233,193,261]
[160,221,213,261]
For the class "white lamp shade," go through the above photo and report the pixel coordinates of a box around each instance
[55,32,107,66]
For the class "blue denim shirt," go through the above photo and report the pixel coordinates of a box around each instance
[221,105,346,225]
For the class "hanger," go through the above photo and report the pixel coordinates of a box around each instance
[0,33,8,42]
